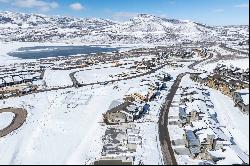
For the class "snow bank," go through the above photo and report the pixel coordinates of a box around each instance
[210,89,249,155]
[0,112,15,130]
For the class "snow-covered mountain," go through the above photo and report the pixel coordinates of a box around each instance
[0,11,248,44]
[0,11,115,29]
[104,14,217,44]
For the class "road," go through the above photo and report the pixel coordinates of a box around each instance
[76,63,167,87]
[159,52,214,165]
[0,63,168,100]
[158,73,186,165]
[206,50,248,64]
[0,108,27,138]
[219,44,249,55]
[188,53,214,70]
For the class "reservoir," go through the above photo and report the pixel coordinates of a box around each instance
[7,46,119,59]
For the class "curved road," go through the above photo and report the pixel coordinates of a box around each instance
[0,63,168,100]
[188,53,213,70]
[0,108,27,138]
[159,52,214,165]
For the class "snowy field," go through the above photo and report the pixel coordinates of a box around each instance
[43,70,73,88]
[196,58,249,73]
[0,86,117,164]
[75,66,139,84]
[0,112,15,130]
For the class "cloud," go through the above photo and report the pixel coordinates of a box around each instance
[234,3,249,8]
[69,2,84,11]
[0,0,59,11]
[213,8,225,13]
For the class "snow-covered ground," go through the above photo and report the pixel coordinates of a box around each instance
[0,58,190,164]
[196,58,249,73]
[135,122,164,165]
[75,67,131,84]
[0,112,15,130]
[0,86,116,164]
[43,70,73,88]
[210,89,249,155]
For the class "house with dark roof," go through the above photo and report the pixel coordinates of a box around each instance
[233,88,249,114]
[184,130,201,158]
[103,100,137,125]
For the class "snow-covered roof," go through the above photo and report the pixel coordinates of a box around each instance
[108,99,123,110]
[192,93,206,101]
[191,121,209,130]
[199,73,208,79]
[3,76,13,83]
[12,76,22,82]
[120,110,133,117]
[126,86,150,97]
[197,128,216,143]
[127,136,141,144]
[0,79,4,84]
[21,74,33,80]
[186,130,200,147]
[31,73,41,77]
[127,105,137,112]
[241,95,249,106]
[186,100,207,114]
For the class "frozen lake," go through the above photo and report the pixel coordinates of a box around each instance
[7,46,119,59]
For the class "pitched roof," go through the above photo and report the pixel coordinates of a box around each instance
[107,101,135,114]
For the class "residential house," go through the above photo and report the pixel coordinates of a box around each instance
[241,70,249,82]
[3,76,14,86]
[228,79,249,90]
[179,107,199,127]
[184,130,201,158]
[0,78,5,88]
[94,156,133,165]
[179,107,188,126]
[136,64,148,71]
[21,74,33,83]
[112,61,122,67]
[233,88,249,114]
[127,93,148,102]
[12,75,23,84]
[125,87,155,102]
[160,82,168,90]
[207,74,234,97]
[103,100,137,125]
